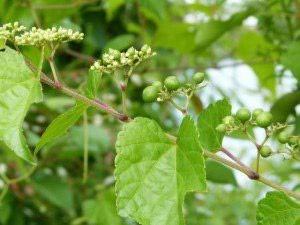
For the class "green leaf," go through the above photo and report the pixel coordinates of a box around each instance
[85,69,102,99]
[0,47,43,164]
[138,0,166,19]
[206,160,237,186]
[236,31,276,93]
[83,188,123,225]
[281,40,300,80]
[115,116,206,225]
[197,99,231,152]
[154,22,196,54]
[256,191,300,225]
[270,91,300,123]
[104,34,136,51]
[104,0,125,21]
[34,101,89,154]
[195,10,253,49]
[32,174,73,209]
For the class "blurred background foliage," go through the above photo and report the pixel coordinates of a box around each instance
[0,0,299,224]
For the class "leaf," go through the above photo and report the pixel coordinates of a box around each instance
[104,34,136,51]
[205,160,237,186]
[83,188,124,225]
[197,99,231,152]
[104,0,125,21]
[34,101,89,154]
[195,10,253,49]
[0,47,43,164]
[154,22,196,54]
[256,191,300,225]
[115,116,206,225]
[138,0,166,19]
[270,91,300,123]
[236,31,277,93]
[281,40,300,80]
[35,70,102,154]
[32,174,73,209]
[85,69,102,99]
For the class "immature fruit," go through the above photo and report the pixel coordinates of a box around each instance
[252,108,264,119]
[142,86,159,103]
[222,116,235,126]
[193,72,205,84]
[256,112,273,128]
[277,132,290,144]
[164,76,180,91]
[152,81,162,89]
[236,108,251,122]
[216,124,226,133]
[288,136,298,146]
[260,146,272,158]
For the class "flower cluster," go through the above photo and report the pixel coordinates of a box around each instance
[0,22,26,40]
[15,27,84,46]
[90,45,156,73]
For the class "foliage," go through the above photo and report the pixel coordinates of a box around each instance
[0,1,299,225]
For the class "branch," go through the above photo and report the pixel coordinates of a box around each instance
[25,55,300,200]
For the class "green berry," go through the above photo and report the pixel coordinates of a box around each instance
[164,76,180,91]
[260,146,272,158]
[236,108,251,122]
[216,124,227,133]
[193,72,205,84]
[256,112,273,128]
[222,116,235,126]
[252,108,264,119]
[277,132,290,144]
[142,86,159,103]
[288,136,298,146]
[152,81,162,89]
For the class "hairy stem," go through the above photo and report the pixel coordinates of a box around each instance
[169,98,187,115]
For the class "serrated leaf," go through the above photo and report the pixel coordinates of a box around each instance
[256,191,300,225]
[206,160,237,186]
[0,47,43,164]
[34,101,89,154]
[83,188,123,225]
[197,99,231,152]
[115,116,206,225]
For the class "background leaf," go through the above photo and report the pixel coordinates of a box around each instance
[197,99,231,152]
[206,160,237,186]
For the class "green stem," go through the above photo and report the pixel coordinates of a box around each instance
[0,184,8,202]
[169,98,186,115]
[48,44,60,84]
[7,165,37,184]
[37,46,45,78]
[256,151,260,174]
[82,110,89,184]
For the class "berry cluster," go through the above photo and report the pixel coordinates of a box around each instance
[277,131,300,159]
[0,22,26,40]
[15,27,84,46]
[216,108,274,134]
[90,45,156,74]
[142,72,206,103]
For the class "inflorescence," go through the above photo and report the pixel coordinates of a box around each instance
[0,22,84,47]
[0,22,26,40]
[90,45,156,73]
